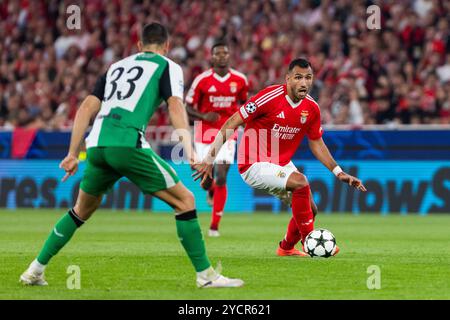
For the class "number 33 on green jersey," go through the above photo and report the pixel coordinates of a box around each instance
[86,51,184,148]
[80,51,183,196]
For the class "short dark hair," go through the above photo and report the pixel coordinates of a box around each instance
[211,40,228,53]
[288,58,312,72]
[141,23,169,45]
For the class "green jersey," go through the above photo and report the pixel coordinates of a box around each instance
[86,51,184,148]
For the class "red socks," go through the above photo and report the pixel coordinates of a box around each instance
[280,217,302,250]
[281,185,314,248]
[210,184,227,230]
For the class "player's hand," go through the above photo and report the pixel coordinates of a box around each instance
[203,112,220,122]
[192,162,214,189]
[59,154,79,182]
[188,151,200,170]
[337,172,367,192]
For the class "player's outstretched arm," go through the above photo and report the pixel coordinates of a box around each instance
[308,137,367,192]
[167,96,197,165]
[192,111,243,184]
[205,111,244,164]
[60,95,101,182]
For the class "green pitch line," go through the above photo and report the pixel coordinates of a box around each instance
[0,209,449,300]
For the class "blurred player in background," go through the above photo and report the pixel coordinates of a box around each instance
[20,23,243,288]
[186,41,248,237]
[194,58,367,256]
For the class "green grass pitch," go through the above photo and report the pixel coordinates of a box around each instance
[1,209,449,299]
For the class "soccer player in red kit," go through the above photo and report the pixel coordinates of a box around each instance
[193,58,366,256]
[186,41,249,237]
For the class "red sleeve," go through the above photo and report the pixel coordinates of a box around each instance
[238,86,279,123]
[306,103,323,140]
[238,80,249,103]
[185,76,202,107]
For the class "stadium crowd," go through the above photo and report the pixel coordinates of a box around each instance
[0,0,449,130]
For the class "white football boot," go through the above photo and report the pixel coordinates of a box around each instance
[19,260,48,286]
[208,229,220,237]
[196,263,244,288]
[20,269,48,286]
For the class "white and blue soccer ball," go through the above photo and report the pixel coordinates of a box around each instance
[304,229,337,258]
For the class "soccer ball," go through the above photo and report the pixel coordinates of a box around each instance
[304,229,337,258]
[244,102,257,113]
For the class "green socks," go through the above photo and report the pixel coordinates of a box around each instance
[36,208,210,273]
[175,210,211,272]
[37,209,84,265]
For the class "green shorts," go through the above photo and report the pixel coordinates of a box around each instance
[80,147,180,196]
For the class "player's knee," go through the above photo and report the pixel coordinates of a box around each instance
[176,190,195,212]
[214,164,229,186]
[287,172,309,190]
[215,175,227,186]
[73,203,98,221]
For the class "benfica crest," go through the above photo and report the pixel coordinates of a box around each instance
[300,110,309,124]
[230,82,237,93]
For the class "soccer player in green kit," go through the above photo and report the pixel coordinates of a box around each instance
[20,23,243,288]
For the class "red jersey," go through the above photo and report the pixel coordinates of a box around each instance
[237,85,323,173]
[186,68,248,143]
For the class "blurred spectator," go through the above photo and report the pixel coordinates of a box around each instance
[0,0,449,130]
